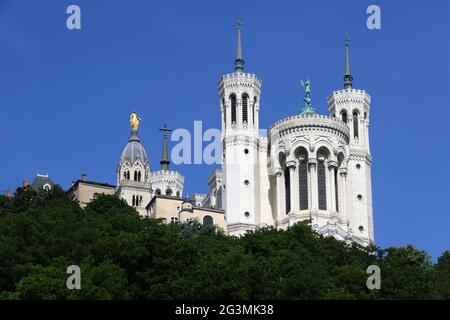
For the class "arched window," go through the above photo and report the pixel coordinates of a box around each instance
[341,111,348,124]
[140,195,143,206]
[353,111,359,139]
[295,147,309,211]
[138,171,141,182]
[242,94,248,124]
[317,161,327,210]
[176,191,180,197]
[134,171,138,181]
[230,94,237,124]
[155,189,161,195]
[284,167,291,214]
[166,189,172,196]
[299,159,308,210]
[126,171,130,180]
[132,195,135,207]
[123,172,127,180]
[203,215,214,226]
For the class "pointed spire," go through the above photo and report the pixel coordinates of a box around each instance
[344,34,353,89]
[234,19,244,72]
[159,123,172,171]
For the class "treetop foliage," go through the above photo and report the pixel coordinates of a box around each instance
[0,187,448,300]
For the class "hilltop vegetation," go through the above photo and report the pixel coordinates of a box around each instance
[0,186,449,299]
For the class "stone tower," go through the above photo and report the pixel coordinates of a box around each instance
[149,123,184,198]
[116,113,152,216]
[327,37,374,244]
[219,21,271,235]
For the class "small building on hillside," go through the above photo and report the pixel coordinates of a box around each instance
[67,174,115,208]
[146,194,226,231]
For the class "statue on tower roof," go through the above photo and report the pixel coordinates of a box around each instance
[300,78,315,115]
[130,111,141,133]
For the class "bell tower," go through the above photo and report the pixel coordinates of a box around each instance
[116,112,152,217]
[218,21,266,235]
[327,36,374,244]
[219,21,261,136]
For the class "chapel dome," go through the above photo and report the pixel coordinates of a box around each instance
[119,132,150,166]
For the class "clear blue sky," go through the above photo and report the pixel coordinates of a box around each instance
[1,0,449,259]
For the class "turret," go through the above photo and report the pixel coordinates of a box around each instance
[116,111,152,216]
[219,21,271,235]
[149,123,184,198]
[327,37,374,244]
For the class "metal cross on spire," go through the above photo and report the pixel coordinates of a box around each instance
[344,33,351,46]
[159,123,172,171]
[236,19,243,29]
[234,19,244,72]
[344,33,353,89]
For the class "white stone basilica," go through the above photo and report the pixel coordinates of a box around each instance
[112,26,374,246]
[219,26,374,246]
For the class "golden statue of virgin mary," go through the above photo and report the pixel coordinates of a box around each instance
[130,111,141,132]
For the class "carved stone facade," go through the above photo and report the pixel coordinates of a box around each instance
[218,28,374,246]
[112,28,374,246]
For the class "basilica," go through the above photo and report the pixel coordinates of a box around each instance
[65,25,374,246]
[217,27,373,246]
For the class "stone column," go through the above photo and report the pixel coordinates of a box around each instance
[328,160,338,212]
[237,98,242,129]
[222,101,226,133]
[255,104,259,131]
[275,168,284,220]
[339,168,348,220]
[309,159,318,211]
[225,101,231,131]
[221,102,225,132]
[348,115,354,143]
[360,117,365,145]
[287,160,297,213]
[249,100,255,132]
[365,118,370,151]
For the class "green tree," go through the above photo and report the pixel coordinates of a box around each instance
[433,251,450,299]
[0,186,448,300]
[377,245,434,299]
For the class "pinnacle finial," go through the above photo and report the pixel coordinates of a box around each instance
[159,123,172,171]
[344,34,353,89]
[235,19,244,72]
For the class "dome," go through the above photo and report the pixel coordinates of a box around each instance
[119,133,150,166]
